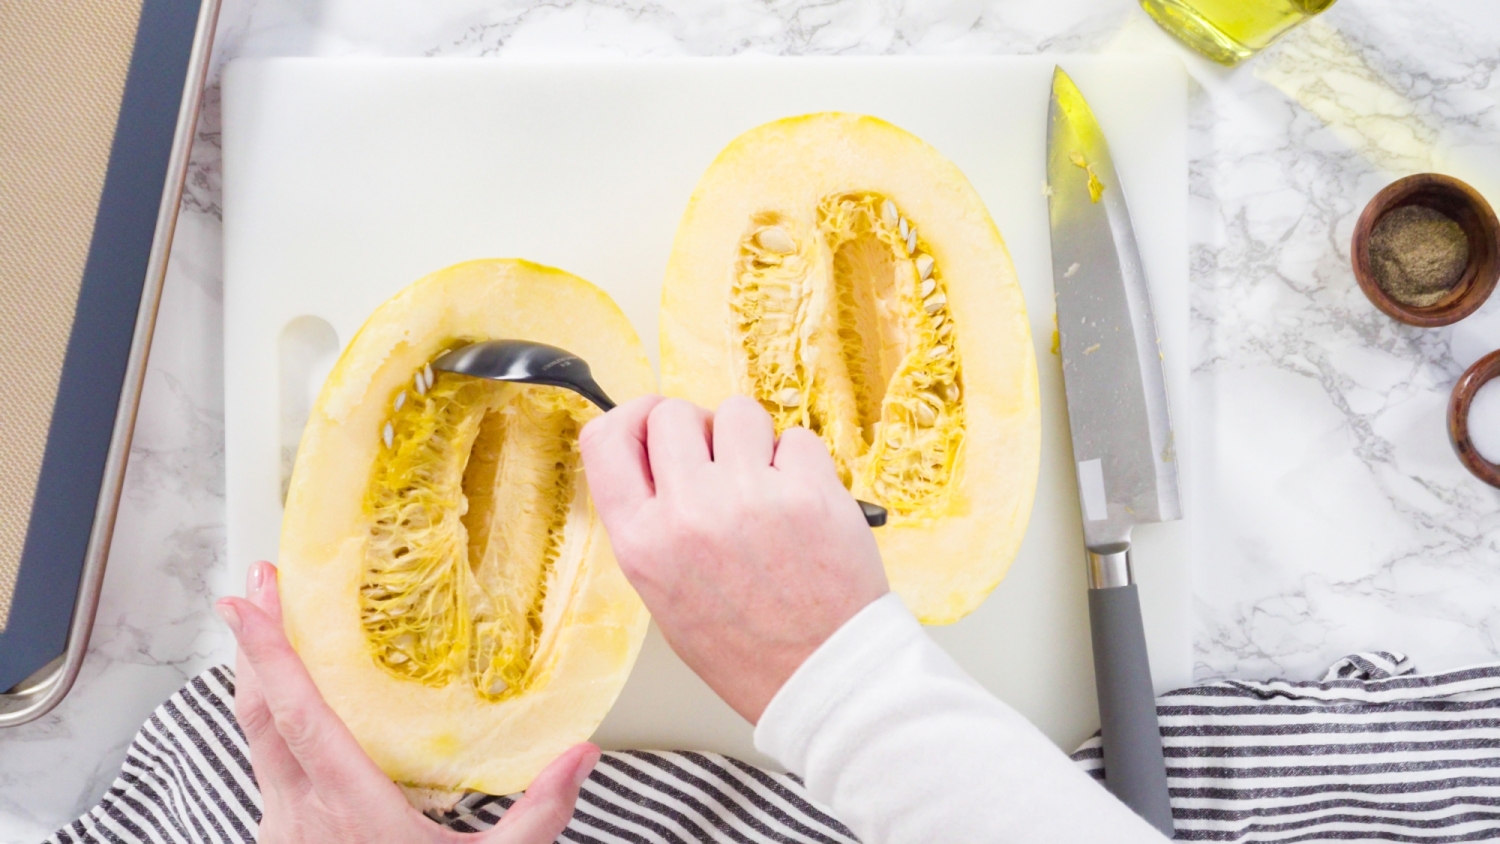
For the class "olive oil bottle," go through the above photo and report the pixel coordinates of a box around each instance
[1141,0,1337,65]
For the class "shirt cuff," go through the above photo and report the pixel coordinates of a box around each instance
[754,592,921,766]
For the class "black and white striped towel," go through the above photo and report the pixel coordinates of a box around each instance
[43,666,857,844]
[48,652,1500,843]
[1074,651,1500,841]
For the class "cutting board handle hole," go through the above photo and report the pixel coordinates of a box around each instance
[279,316,340,503]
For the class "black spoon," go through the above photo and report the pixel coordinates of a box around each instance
[435,340,618,411]
[433,340,888,528]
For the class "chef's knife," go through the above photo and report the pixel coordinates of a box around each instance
[1046,66,1180,836]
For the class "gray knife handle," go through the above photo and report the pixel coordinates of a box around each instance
[1088,560,1174,837]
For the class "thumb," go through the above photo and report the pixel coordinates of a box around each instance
[482,743,599,844]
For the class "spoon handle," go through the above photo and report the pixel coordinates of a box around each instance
[572,376,616,413]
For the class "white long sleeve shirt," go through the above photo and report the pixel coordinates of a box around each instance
[754,593,1171,844]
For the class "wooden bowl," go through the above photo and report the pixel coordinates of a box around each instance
[1450,350,1500,489]
[1351,173,1499,327]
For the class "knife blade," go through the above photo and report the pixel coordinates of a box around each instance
[1047,66,1180,836]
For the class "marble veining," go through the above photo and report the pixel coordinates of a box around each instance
[3,0,1499,838]
[1186,5,1500,683]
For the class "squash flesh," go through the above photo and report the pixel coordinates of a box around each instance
[734,192,964,519]
[280,259,652,797]
[662,114,1041,623]
[461,388,586,701]
[361,373,591,702]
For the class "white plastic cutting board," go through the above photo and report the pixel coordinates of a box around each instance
[222,56,1189,765]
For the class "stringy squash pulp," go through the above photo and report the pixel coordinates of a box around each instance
[279,260,652,797]
[661,114,1041,624]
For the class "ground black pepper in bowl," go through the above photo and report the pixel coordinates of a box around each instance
[1367,205,1469,307]
[1351,173,1498,327]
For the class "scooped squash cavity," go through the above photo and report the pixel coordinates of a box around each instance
[279,259,652,798]
[661,114,1041,624]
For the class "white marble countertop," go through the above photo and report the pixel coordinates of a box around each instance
[5,0,1500,839]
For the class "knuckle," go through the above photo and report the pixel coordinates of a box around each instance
[719,394,761,417]
[672,502,721,541]
[272,704,320,754]
[783,485,825,518]
[651,397,706,431]
[649,397,686,420]
[236,696,277,743]
[537,800,574,835]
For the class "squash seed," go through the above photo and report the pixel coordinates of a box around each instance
[756,226,796,254]
[912,402,937,427]
[923,292,947,314]
[916,253,935,280]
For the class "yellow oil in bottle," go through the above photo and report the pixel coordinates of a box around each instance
[1141,0,1337,65]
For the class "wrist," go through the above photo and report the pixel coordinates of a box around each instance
[753,592,919,755]
[739,589,891,724]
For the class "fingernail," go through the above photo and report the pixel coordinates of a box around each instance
[573,747,600,789]
[216,601,242,635]
[247,563,264,596]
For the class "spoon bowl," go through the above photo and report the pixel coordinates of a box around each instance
[434,340,616,410]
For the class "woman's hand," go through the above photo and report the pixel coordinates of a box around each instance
[216,562,596,844]
[579,395,890,725]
